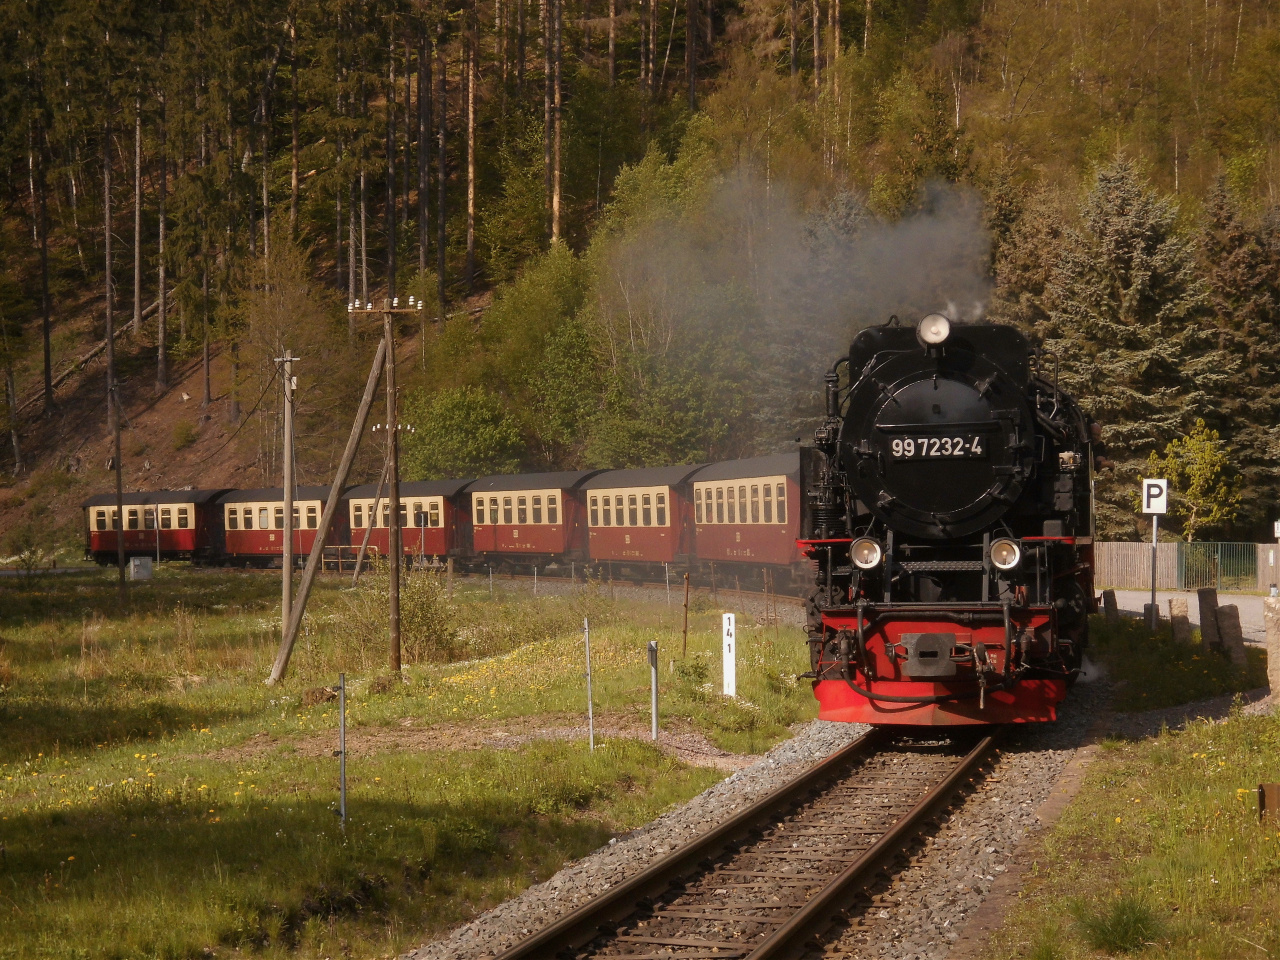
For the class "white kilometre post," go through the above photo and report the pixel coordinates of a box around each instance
[584,618,595,751]
[648,640,659,740]
[722,613,736,697]
[1142,478,1168,631]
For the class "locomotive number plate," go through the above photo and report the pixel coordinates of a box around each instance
[889,435,985,459]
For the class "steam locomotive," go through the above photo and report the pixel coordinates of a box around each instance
[799,316,1097,725]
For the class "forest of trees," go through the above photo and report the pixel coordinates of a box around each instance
[1,0,1278,541]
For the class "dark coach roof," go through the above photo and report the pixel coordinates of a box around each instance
[582,464,707,490]
[467,470,605,493]
[216,486,341,504]
[689,453,800,483]
[81,489,228,508]
[345,478,473,498]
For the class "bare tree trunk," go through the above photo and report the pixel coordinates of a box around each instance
[290,15,299,238]
[790,0,798,77]
[542,0,552,237]
[687,0,696,109]
[360,166,369,303]
[262,141,271,262]
[552,0,562,242]
[640,0,648,82]
[228,338,240,422]
[419,34,431,279]
[386,47,398,299]
[518,0,527,93]
[133,95,143,335]
[336,139,344,295]
[37,131,53,412]
[201,231,211,407]
[436,27,447,309]
[104,121,117,434]
[649,0,658,94]
[157,93,168,391]
[608,0,616,85]
[812,0,821,90]
[832,0,840,97]
[863,0,871,52]
[466,2,477,288]
[4,365,20,475]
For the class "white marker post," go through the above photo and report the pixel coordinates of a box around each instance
[722,613,736,697]
[1142,479,1168,630]
[584,618,595,751]
[648,640,659,740]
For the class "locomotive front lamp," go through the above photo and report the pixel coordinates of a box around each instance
[990,538,1021,571]
[852,537,883,569]
[917,314,951,346]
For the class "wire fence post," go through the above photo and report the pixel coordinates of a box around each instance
[648,640,659,741]
[489,565,493,598]
[665,562,670,606]
[584,618,595,751]
[338,672,347,829]
[534,565,538,596]
[682,572,691,657]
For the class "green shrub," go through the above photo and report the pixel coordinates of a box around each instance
[1072,894,1164,953]
[172,419,199,450]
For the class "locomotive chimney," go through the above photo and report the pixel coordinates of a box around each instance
[825,372,840,418]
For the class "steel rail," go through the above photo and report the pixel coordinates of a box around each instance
[744,732,998,960]
[492,728,890,960]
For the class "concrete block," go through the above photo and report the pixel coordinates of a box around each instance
[1143,603,1161,631]
[1265,597,1280,696]
[1102,589,1119,624]
[127,556,153,581]
[1217,604,1247,667]
[1197,587,1221,650]
[1168,597,1193,644]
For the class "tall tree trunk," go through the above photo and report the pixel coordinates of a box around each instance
[608,0,616,85]
[133,95,143,335]
[436,27,447,309]
[386,48,398,299]
[640,0,648,83]
[403,42,413,232]
[262,138,271,262]
[349,178,358,317]
[419,34,431,279]
[466,2,477,288]
[360,167,369,303]
[518,0,527,93]
[37,131,52,412]
[4,364,20,475]
[552,0,562,242]
[336,140,344,297]
[290,15,299,238]
[201,229,210,407]
[687,0,696,109]
[542,0,552,237]
[104,121,116,434]
[812,0,821,90]
[863,0,871,52]
[157,93,168,391]
[650,0,658,94]
[790,0,798,77]
[831,0,840,96]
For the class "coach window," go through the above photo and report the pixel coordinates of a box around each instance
[353,504,363,528]
[727,487,736,524]
[750,486,760,523]
[398,503,408,527]
[256,507,267,529]
[127,508,139,530]
[532,496,543,524]
[160,508,172,529]
[274,507,284,530]
[307,505,317,529]
[716,487,725,523]
[590,497,600,527]
[380,503,390,528]
[429,502,440,527]
[227,508,239,530]
[514,496,526,524]
[413,502,424,527]
[242,508,252,530]
[143,508,155,531]
[642,494,652,526]
[95,509,107,531]
[548,495,559,524]
[177,508,189,529]
[602,496,612,526]
[776,483,787,523]
[292,506,300,528]
[739,487,747,519]
[763,486,773,523]
[656,493,667,526]
[627,494,638,527]
[490,497,500,525]
[503,497,513,524]
[694,489,703,524]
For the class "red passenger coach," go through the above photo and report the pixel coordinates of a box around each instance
[692,453,805,573]
[346,479,472,561]
[82,490,227,564]
[218,487,348,566]
[583,465,703,569]
[469,470,602,564]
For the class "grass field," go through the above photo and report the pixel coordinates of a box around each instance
[0,566,816,959]
[985,616,1278,960]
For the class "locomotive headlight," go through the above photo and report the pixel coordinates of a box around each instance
[852,537,883,569]
[990,538,1021,571]
[917,314,951,346]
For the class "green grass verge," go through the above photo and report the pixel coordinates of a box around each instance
[1086,614,1268,713]
[0,566,815,958]
[984,708,1280,960]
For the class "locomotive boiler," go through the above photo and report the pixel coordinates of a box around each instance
[799,316,1098,725]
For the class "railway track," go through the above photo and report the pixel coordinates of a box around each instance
[494,728,998,960]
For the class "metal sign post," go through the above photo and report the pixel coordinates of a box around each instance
[722,613,736,697]
[338,673,347,829]
[648,640,659,740]
[584,618,595,751]
[1142,479,1168,630]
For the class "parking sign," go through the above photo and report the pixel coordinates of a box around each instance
[1142,479,1168,515]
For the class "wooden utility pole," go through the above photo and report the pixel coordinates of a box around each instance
[278,351,297,634]
[384,303,402,672]
[268,336,388,685]
[682,572,690,656]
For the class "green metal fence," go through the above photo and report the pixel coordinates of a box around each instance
[1176,542,1257,592]
[1094,542,1273,591]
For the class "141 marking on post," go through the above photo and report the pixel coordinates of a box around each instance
[722,613,736,698]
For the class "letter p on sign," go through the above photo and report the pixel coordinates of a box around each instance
[1142,479,1168,515]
